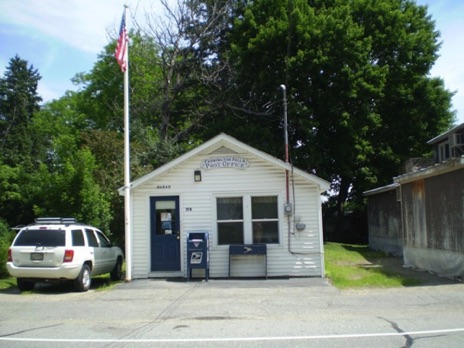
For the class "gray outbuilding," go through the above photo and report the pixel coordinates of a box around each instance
[365,123,464,279]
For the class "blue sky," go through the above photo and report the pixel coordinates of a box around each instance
[0,0,463,125]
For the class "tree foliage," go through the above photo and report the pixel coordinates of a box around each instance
[0,219,15,277]
[218,0,454,239]
[0,0,456,244]
[0,55,43,166]
[0,56,45,226]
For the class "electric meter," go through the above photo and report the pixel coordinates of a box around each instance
[284,203,293,216]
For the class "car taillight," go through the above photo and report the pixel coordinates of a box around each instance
[63,250,74,262]
[7,249,12,262]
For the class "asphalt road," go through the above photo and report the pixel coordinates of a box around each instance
[1,277,464,347]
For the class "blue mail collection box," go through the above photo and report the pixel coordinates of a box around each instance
[186,231,209,281]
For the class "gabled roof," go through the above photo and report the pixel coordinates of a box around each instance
[119,133,330,194]
[427,123,464,145]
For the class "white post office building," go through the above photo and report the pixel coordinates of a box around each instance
[119,133,329,279]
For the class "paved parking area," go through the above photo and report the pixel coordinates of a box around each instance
[1,276,464,347]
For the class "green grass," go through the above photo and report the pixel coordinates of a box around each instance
[0,275,122,293]
[324,242,421,289]
[1,250,422,292]
[0,277,16,290]
[0,262,126,293]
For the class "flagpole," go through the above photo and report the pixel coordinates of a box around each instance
[122,4,132,282]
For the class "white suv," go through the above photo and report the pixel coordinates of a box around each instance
[7,217,124,292]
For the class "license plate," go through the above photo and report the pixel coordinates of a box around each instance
[30,253,44,261]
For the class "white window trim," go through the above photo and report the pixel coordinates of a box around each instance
[212,192,283,248]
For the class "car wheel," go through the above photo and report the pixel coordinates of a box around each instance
[110,258,122,281]
[17,278,35,292]
[74,264,91,292]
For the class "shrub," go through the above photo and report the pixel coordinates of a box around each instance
[0,220,16,278]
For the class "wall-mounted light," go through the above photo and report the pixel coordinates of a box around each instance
[194,170,202,182]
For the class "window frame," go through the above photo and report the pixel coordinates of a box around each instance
[85,228,99,247]
[251,195,279,244]
[214,193,282,247]
[71,229,86,247]
[216,196,245,245]
[438,141,450,162]
[96,231,112,248]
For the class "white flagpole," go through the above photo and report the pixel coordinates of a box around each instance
[123,4,132,282]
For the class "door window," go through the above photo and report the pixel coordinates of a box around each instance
[155,200,177,235]
[96,231,111,247]
[85,229,99,247]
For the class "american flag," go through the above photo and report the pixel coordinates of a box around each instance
[115,11,128,72]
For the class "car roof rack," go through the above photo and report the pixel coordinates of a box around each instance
[12,225,25,231]
[35,217,78,225]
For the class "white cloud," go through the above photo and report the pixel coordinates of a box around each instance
[0,0,125,53]
[0,0,169,54]
[0,0,462,124]
[0,0,171,101]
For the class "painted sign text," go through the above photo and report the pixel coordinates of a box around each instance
[201,157,249,170]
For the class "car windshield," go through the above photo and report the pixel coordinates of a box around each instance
[14,229,66,247]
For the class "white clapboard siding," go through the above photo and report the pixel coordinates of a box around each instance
[127,134,328,279]
[131,190,150,278]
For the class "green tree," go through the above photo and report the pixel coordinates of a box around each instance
[0,219,16,277]
[31,148,112,235]
[71,30,186,166]
[0,55,43,166]
[32,95,114,234]
[218,0,454,240]
[5,0,452,245]
[140,0,234,145]
[0,56,45,226]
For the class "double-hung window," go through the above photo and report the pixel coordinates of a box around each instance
[217,197,244,244]
[216,195,279,245]
[252,196,279,244]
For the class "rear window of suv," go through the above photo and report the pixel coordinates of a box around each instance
[14,229,66,247]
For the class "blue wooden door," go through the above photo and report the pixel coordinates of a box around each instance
[150,196,181,271]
